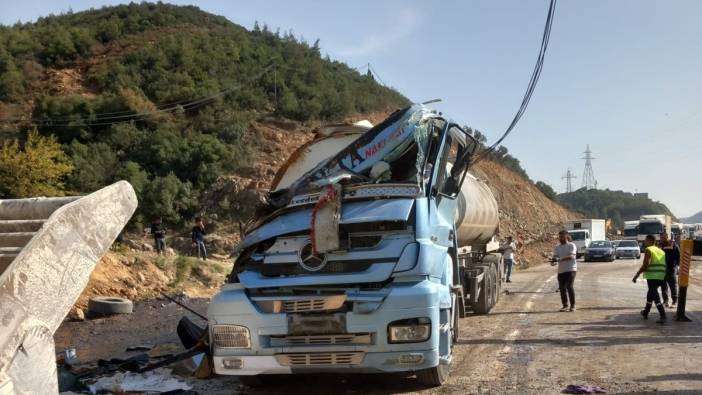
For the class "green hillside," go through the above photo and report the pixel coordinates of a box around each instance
[558,188,675,230]
[0,3,409,225]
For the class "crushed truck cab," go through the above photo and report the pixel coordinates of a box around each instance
[208,105,502,386]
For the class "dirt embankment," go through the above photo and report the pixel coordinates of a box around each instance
[471,160,582,265]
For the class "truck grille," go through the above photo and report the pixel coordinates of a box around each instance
[270,333,372,346]
[284,299,326,313]
[275,352,365,366]
[253,295,346,313]
[261,260,374,276]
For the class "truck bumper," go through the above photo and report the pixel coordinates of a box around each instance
[208,280,447,376]
[212,349,439,375]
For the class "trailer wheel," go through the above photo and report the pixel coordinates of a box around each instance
[474,265,493,315]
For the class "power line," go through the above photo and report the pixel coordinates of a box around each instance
[473,0,557,164]
[368,63,387,86]
[0,64,275,126]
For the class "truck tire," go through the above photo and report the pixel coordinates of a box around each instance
[416,363,450,387]
[473,253,500,315]
[88,297,133,315]
[474,265,494,315]
[482,253,503,304]
[417,306,453,386]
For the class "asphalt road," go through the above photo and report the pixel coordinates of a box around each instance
[222,256,702,395]
[57,256,702,394]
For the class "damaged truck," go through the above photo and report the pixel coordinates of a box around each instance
[207,104,503,386]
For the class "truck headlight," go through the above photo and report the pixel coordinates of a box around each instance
[212,325,251,348]
[388,318,431,343]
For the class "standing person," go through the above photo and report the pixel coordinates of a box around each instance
[659,232,680,308]
[516,233,525,267]
[150,217,166,255]
[552,230,577,312]
[501,236,517,282]
[191,217,207,261]
[632,234,667,324]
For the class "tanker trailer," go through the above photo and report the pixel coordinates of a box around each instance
[208,105,503,387]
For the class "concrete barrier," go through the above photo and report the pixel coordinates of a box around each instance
[0,181,137,394]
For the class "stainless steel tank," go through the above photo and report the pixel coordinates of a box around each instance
[455,173,499,248]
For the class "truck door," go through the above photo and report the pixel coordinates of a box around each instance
[428,124,472,282]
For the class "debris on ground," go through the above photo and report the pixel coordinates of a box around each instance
[126,345,153,352]
[87,368,192,394]
[177,316,207,349]
[88,296,134,316]
[563,384,607,394]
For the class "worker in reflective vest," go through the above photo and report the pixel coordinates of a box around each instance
[632,234,667,324]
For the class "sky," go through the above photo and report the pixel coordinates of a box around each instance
[2,0,701,217]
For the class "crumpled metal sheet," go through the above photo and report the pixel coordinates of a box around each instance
[235,198,415,254]
[312,184,342,253]
[0,181,138,394]
[269,104,434,207]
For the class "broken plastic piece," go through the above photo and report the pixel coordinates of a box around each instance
[563,384,607,394]
[87,368,192,394]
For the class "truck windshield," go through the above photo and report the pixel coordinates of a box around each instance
[623,228,638,236]
[569,231,586,241]
[639,222,663,235]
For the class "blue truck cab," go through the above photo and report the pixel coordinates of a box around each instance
[208,105,502,386]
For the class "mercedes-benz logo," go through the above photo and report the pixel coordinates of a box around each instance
[298,243,328,272]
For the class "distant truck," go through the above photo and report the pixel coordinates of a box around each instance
[622,220,639,241]
[566,219,606,258]
[672,222,684,242]
[637,214,672,247]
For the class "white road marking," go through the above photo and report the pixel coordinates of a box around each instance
[499,274,556,355]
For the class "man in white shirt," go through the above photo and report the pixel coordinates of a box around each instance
[501,236,517,283]
[552,230,578,312]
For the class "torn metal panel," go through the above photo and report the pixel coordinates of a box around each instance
[268,104,435,208]
[311,184,342,253]
[0,181,137,394]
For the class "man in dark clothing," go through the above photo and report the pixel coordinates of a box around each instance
[659,232,680,307]
[150,217,166,255]
[191,217,207,261]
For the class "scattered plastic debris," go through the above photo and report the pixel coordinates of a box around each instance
[98,353,150,372]
[563,384,607,394]
[126,344,153,352]
[88,368,192,394]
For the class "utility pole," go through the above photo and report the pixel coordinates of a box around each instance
[581,144,597,190]
[273,64,277,111]
[561,168,577,193]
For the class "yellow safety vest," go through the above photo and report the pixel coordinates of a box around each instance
[643,246,666,280]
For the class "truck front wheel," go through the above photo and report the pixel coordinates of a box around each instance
[416,306,454,386]
[416,362,450,387]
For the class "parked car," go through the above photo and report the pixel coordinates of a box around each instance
[584,240,615,262]
[615,240,641,259]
